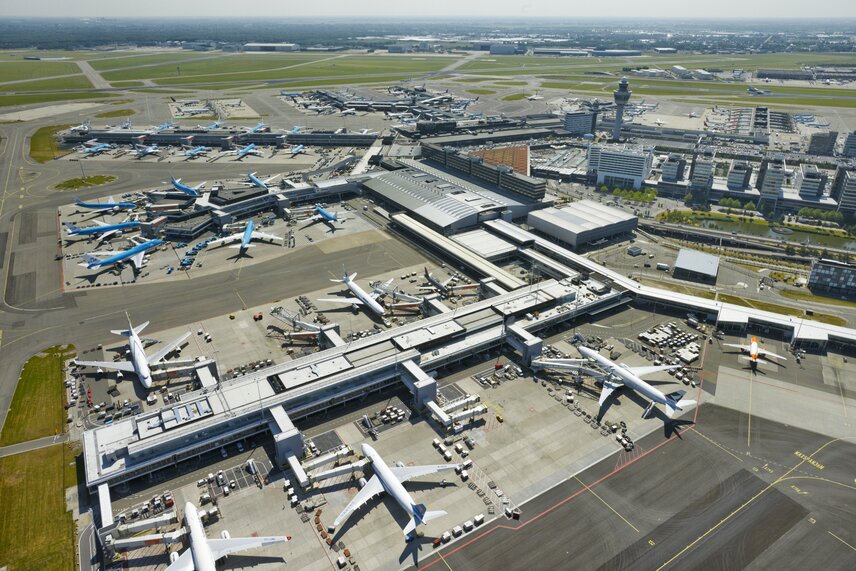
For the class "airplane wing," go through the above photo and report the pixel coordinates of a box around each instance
[623,365,680,377]
[129,251,146,270]
[318,297,363,305]
[333,475,385,527]
[164,549,193,571]
[760,349,787,361]
[598,379,622,407]
[208,234,240,248]
[389,464,458,483]
[722,343,749,351]
[146,331,191,365]
[97,229,120,243]
[74,359,136,373]
[207,536,289,561]
[249,231,283,245]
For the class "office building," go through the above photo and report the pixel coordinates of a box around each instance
[661,154,686,183]
[689,149,715,201]
[808,131,838,156]
[526,200,638,249]
[673,248,720,284]
[612,77,632,142]
[727,160,753,191]
[830,165,856,214]
[243,42,300,52]
[843,131,856,158]
[587,143,653,190]
[564,111,597,136]
[808,259,856,298]
[795,164,828,199]
[757,155,786,210]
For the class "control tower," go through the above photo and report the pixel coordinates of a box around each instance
[612,77,632,142]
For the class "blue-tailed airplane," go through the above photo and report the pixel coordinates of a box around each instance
[288,125,304,134]
[289,144,305,156]
[246,122,267,133]
[303,203,349,232]
[79,238,163,272]
[245,172,278,190]
[134,143,160,158]
[77,142,114,156]
[155,121,175,131]
[228,143,263,160]
[183,146,210,159]
[74,196,136,212]
[165,177,205,197]
[281,91,302,97]
[208,220,282,253]
[201,121,222,130]
[65,219,141,243]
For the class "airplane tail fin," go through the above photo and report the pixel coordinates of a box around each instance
[665,397,696,419]
[404,504,446,535]
[65,224,80,234]
[110,320,148,337]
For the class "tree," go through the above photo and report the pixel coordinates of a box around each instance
[684,192,694,204]
[744,201,756,212]
[599,185,609,193]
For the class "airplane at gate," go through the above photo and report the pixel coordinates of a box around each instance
[65,220,141,242]
[74,196,136,212]
[208,220,283,253]
[79,239,162,272]
[318,267,386,316]
[722,336,786,368]
[331,443,457,539]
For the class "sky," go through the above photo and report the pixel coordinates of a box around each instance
[3,1,856,19]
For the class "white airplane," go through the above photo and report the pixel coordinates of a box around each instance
[722,335,786,367]
[208,220,283,253]
[318,267,386,316]
[654,118,667,126]
[166,502,289,571]
[527,93,544,101]
[70,120,91,133]
[417,267,478,295]
[536,347,695,419]
[74,315,190,390]
[332,444,457,539]
[341,108,357,116]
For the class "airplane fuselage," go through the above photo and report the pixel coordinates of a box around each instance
[68,221,140,236]
[87,239,162,270]
[362,444,419,522]
[127,329,153,389]
[185,502,218,571]
[76,201,135,211]
[248,173,268,190]
[240,221,255,250]
[346,276,385,316]
[579,347,670,407]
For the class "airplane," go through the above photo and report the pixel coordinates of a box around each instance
[163,177,205,197]
[302,204,349,231]
[287,125,304,134]
[183,146,210,159]
[384,111,414,120]
[155,121,175,131]
[165,502,290,571]
[527,93,544,101]
[331,443,457,540]
[280,91,302,97]
[245,171,278,190]
[134,144,160,158]
[288,144,305,156]
[179,107,211,116]
[319,267,387,316]
[79,238,163,272]
[229,144,263,160]
[246,122,268,133]
[654,118,667,126]
[208,220,283,253]
[537,346,696,419]
[73,314,190,390]
[70,120,90,133]
[118,119,133,129]
[65,220,141,242]
[722,336,786,368]
[747,87,772,95]
[201,121,222,130]
[77,142,114,156]
[688,112,699,118]
[74,196,136,212]
[417,267,478,296]
[341,108,357,116]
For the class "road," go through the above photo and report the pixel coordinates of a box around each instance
[0,432,69,458]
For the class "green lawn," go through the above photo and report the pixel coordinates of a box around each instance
[718,294,846,326]
[28,124,73,163]
[493,80,528,86]
[0,61,80,82]
[466,88,496,95]
[101,53,329,81]
[0,92,113,108]
[502,93,529,101]
[95,108,135,118]
[452,77,495,83]
[55,175,116,190]
[0,445,77,571]
[0,345,74,446]
[88,51,217,71]
[0,76,93,93]
[779,289,856,309]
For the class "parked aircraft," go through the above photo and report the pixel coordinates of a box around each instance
[70,120,91,133]
[331,443,457,539]
[155,121,175,131]
[319,267,387,316]
[202,121,222,130]
[417,268,478,295]
[288,144,305,156]
[77,142,114,156]
[230,144,263,160]
[178,107,210,116]
[280,91,302,97]
[79,238,162,272]
[288,125,304,134]
[341,108,357,115]
[164,502,289,571]
[722,336,786,368]
[208,220,283,253]
[74,196,135,212]
[301,204,349,232]
[246,122,268,133]
[134,144,160,158]
[527,93,544,101]
[183,146,210,159]
[166,177,205,197]
[74,314,190,390]
[654,118,667,126]
[245,172,278,190]
[535,346,696,419]
[65,219,141,242]
[747,87,772,95]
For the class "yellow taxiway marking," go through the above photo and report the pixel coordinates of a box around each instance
[691,429,744,463]
[574,476,639,533]
[234,290,247,310]
[436,552,455,571]
[828,531,856,552]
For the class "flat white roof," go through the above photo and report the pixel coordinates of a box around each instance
[675,248,720,277]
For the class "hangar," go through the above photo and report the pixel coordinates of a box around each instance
[525,200,638,249]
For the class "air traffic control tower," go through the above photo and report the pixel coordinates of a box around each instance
[612,77,632,142]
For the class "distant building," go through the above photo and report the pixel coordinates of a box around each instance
[591,49,641,57]
[587,143,653,190]
[727,160,753,191]
[243,42,299,52]
[489,44,518,55]
[387,45,412,53]
[654,47,677,54]
[843,132,856,158]
[757,69,813,81]
[795,164,828,199]
[673,248,720,284]
[830,166,856,214]
[808,259,856,298]
[532,48,588,57]
[526,200,638,249]
[689,149,715,202]
[692,69,715,80]
[672,65,692,79]
[808,131,838,156]
[661,154,687,183]
[757,155,786,210]
[563,111,597,136]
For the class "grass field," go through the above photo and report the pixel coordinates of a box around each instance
[467,88,496,95]
[88,51,217,71]
[493,80,528,86]
[101,53,329,81]
[717,294,847,326]
[55,175,116,190]
[0,61,80,82]
[0,345,74,446]
[28,124,73,163]
[502,93,529,101]
[779,289,856,309]
[0,91,113,108]
[0,444,77,571]
[0,75,93,92]
[95,108,135,118]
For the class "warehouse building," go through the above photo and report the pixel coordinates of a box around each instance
[808,259,856,298]
[526,200,638,249]
[673,248,720,284]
